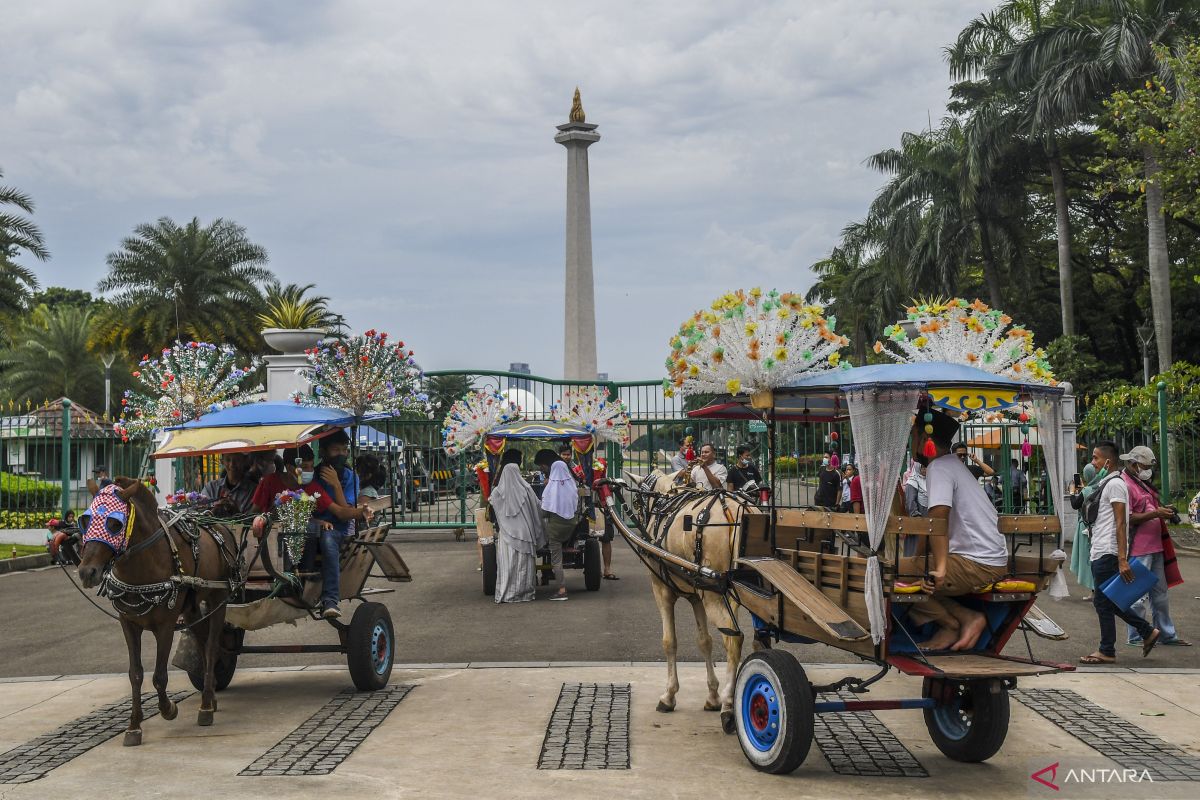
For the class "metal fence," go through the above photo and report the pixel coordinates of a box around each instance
[0,398,149,529]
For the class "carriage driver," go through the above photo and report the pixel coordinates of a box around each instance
[906,409,1009,652]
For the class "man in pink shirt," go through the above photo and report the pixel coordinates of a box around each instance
[1121,446,1190,647]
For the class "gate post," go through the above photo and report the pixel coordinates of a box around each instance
[60,399,72,517]
[1059,383,1080,541]
[1157,381,1171,499]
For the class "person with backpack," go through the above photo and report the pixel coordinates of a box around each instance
[1079,442,1160,664]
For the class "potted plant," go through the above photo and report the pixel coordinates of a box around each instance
[258,282,346,353]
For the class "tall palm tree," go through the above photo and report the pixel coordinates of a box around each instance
[946,1,1080,337]
[994,0,1200,370]
[0,167,49,318]
[425,373,475,421]
[96,217,273,356]
[0,305,104,405]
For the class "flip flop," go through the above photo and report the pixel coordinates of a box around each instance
[1143,629,1162,657]
[1161,638,1192,646]
[550,593,569,601]
[603,574,620,580]
[1079,653,1115,665]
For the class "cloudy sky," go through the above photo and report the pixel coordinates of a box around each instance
[2,1,986,380]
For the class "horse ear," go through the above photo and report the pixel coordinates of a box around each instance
[117,479,144,502]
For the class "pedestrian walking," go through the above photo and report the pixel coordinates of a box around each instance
[1079,442,1160,665]
[540,460,579,601]
[1067,462,1105,599]
[1120,446,1190,648]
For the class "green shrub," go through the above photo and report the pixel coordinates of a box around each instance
[0,472,60,511]
[0,510,56,529]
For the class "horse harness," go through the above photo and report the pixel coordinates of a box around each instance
[99,507,244,618]
[627,478,745,590]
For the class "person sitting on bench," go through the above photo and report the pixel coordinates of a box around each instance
[907,409,1009,651]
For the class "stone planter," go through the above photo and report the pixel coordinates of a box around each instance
[261,328,326,354]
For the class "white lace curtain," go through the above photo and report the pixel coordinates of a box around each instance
[1033,392,1065,546]
[846,385,921,643]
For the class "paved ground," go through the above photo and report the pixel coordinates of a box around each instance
[2,530,1198,678]
[0,666,1197,799]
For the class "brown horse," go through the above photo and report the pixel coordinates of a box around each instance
[624,469,751,733]
[77,477,239,745]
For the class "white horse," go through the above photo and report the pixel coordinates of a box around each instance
[624,469,752,733]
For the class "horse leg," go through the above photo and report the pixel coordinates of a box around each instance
[690,596,720,712]
[120,619,144,746]
[705,594,744,734]
[196,599,222,726]
[650,578,679,713]
[151,622,177,721]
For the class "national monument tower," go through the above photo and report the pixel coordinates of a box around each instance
[555,88,600,380]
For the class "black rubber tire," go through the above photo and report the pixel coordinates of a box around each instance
[583,537,602,591]
[922,678,1010,762]
[186,624,241,693]
[733,649,814,774]
[482,541,497,596]
[347,602,394,692]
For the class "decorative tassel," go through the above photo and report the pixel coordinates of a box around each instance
[830,453,841,469]
[1021,440,1032,458]
[923,439,937,459]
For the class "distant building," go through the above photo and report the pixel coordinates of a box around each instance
[508,362,532,392]
[597,372,608,382]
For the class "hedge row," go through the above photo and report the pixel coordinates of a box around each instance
[0,472,61,511]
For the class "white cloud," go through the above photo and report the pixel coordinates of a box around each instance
[1,0,987,378]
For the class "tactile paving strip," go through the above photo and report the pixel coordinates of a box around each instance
[1015,688,1200,781]
[813,691,928,778]
[538,682,630,770]
[0,691,192,784]
[240,685,412,777]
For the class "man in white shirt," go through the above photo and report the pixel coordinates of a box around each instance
[690,443,728,491]
[907,409,1010,651]
[1080,442,1159,664]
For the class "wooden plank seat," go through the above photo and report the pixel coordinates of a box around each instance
[736,557,869,641]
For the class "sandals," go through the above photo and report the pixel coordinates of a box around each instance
[1142,628,1161,657]
[1161,637,1192,646]
[1079,653,1115,665]
[603,574,620,580]
[550,592,568,601]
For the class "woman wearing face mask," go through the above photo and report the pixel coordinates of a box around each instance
[1068,462,1105,599]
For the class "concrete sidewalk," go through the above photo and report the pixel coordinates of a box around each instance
[0,665,1197,800]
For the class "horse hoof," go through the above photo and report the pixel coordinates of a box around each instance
[703,701,721,712]
[720,711,736,735]
[123,730,142,747]
[197,709,214,727]
[655,701,674,713]
[160,701,178,721]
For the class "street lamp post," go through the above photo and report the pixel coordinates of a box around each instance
[1135,323,1155,386]
[100,353,117,418]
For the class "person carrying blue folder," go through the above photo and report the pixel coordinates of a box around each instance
[1079,442,1161,664]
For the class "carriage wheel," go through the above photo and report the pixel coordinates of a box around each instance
[186,624,242,693]
[583,538,602,591]
[734,650,813,774]
[347,602,394,691]
[482,542,498,596]
[922,678,1009,762]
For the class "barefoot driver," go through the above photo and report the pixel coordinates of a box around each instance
[907,409,1008,651]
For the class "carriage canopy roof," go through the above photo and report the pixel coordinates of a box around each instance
[689,362,1062,421]
[486,420,593,439]
[153,401,367,458]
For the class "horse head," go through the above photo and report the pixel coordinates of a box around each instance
[78,477,159,588]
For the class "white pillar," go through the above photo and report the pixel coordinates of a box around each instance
[555,89,600,381]
[1059,382,1080,541]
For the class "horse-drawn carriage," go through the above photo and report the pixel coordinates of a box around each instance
[604,361,1073,773]
[75,400,412,746]
[474,420,608,594]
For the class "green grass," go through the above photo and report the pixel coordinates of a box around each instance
[2,543,44,558]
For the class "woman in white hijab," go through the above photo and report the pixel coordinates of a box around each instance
[541,460,580,600]
[489,462,546,603]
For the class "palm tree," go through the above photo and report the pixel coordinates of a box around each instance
[946,1,1080,337]
[425,373,475,421]
[0,167,49,318]
[0,305,104,405]
[257,280,347,334]
[994,0,1200,370]
[96,217,273,355]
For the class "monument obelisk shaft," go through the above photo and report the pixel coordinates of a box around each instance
[555,88,600,381]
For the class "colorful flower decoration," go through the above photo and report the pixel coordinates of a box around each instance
[291,330,427,417]
[114,341,261,441]
[873,298,1056,385]
[664,288,851,397]
[550,386,631,446]
[441,389,521,456]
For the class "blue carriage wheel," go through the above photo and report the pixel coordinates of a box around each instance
[741,674,781,751]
